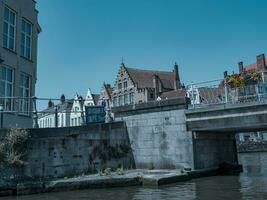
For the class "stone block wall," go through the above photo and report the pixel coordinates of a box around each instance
[113,98,194,170]
[0,122,134,180]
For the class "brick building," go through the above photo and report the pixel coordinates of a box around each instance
[112,62,185,107]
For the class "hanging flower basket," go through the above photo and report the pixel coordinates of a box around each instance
[226,71,261,88]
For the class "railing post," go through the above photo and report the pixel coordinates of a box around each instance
[224,80,228,103]
[0,104,3,129]
[190,82,195,108]
[32,96,39,128]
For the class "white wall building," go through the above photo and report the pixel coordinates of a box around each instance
[38,96,73,128]
[70,89,99,126]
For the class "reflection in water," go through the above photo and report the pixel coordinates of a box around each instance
[239,152,267,200]
[1,152,267,200]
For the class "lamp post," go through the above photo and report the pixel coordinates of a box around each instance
[0,104,4,129]
[55,105,58,128]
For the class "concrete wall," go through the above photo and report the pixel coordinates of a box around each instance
[193,132,238,169]
[0,122,134,179]
[113,98,194,170]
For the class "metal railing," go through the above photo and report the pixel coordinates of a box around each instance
[186,71,267,109]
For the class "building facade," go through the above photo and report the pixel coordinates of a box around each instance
[70,89,99,126]
[38,95,73,128]
[98,83,113,122]
[0,0,41,128]
[112,62,185,107]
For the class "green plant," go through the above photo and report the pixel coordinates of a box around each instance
[98,168,112,176]
[116,165,124,175]
[0,129,29,167]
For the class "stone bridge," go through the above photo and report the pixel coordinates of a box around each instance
[185,102,267,132]
[184,101,267,169]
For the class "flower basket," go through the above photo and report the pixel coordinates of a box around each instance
[226,71,261,88]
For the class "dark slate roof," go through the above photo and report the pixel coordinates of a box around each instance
[160,89,186,100]
[57,100,73,112]
[104,83,113,99]
[105,84,112,97]
[125,67,175,89]
[92,94,100,105]
[38,100,73,117]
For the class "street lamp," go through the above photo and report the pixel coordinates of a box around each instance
[0,104,4,129]
[55,105,58,128]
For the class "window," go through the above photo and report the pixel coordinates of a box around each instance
[0,66,13,111]
[113,96,117,107]
[19,73,31,114]
[3,6,16,51]
[124,94,128,105]
[71,118,74,126]
[150,93,154,99]
[123,81,127,89]
[21,19,32,59]
[129,93,134,104]
[61,114,64,127]
[118,83,122,90]
[119,95,123,106]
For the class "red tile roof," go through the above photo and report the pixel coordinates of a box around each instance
[198,87,224,104]
[244,58,267,72]
[160,89,186,100]
[125,67,176,89]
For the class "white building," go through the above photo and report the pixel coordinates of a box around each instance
[38,95,73,128]
[70,89,99,126]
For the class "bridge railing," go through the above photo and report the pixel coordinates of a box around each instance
[187,71,267,108]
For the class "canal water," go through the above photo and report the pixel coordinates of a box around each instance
[2,152,267,200]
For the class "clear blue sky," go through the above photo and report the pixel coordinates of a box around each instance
[36,0,267,102]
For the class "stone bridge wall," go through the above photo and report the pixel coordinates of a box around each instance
[113,98,194,170]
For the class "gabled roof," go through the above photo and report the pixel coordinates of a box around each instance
[125,67,175,89]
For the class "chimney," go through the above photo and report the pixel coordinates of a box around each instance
[174,62,181,90]
[223,71,228,78]
[48,100,54,108]
[153,75,160,98]
[238,61,244,74]
[257,54,266,71]
[60,94,65,103]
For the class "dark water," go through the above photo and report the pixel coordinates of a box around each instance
[2,152,267,200]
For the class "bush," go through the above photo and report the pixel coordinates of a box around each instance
[0,129,29,167]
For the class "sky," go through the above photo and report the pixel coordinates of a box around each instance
[36,0,267,104]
